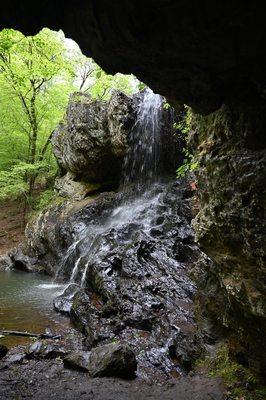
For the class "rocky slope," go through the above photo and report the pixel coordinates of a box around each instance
[7,88,265,384]
[16,180,210,379]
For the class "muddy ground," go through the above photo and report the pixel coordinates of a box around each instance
[0,358,224,400]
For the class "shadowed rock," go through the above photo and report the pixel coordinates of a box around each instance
[0,345,8,359]
[88,342,137,378]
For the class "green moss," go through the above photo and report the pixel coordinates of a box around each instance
[196,343,265,400]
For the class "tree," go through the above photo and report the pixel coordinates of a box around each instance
[0,28,75,197]
[68,42,138,99]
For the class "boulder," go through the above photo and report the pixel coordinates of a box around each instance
[9,246,37,272]
[64,343,137,379]
[26,341,68,359]
[0,256,12,271]
[88,342,137,379]
[63,351,91,372]
[2,347,26,364]
[51,91,134,189]
[53,283,80,315]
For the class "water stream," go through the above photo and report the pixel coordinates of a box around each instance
[0,270,69,347]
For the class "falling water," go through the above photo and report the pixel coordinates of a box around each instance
[122,88,164,186]
[64,88,165,286]
[70,256,82,282]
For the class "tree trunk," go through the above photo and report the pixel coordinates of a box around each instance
[28,86,38,197]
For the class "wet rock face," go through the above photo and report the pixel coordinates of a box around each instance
[52,91,135,188]
[2,2,266,114]
[22,181,210,378]
[53,284,80,315]
[189,104,266,373]
[52,90,180,199]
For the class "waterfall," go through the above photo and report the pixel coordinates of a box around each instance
[122,88,164,186]
[65,88,165,286]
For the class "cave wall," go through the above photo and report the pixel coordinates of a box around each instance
[189,104,266,372]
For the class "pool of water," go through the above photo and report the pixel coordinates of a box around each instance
[0,270,69,348]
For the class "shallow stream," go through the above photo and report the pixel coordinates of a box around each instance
[0,270,68,347]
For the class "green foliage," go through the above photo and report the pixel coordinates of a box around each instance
[176,149,198,178]
[0,28,75,190]
[0,27,139,207]
[175,107,198,178]
[197,343,265,400]
[163,102,171,110]
[69,45,138,99]
[33,189,55,211]
[0,161,49,201]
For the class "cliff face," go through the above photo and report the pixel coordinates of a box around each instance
[51,91,135,197]
[189,104,266,373]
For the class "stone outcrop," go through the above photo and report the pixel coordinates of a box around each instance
[52,91,134,192]
[54,172,101,201]
[189,104,266,373]
[51,90,179,199]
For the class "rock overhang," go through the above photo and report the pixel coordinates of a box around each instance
[1,1,266,114]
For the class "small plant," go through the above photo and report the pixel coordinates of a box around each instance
[176,149,198,178]
[174,107,198,178]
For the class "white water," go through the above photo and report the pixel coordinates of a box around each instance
[123,88,163,186]
[38,284,66,289]
[70,256,82,282]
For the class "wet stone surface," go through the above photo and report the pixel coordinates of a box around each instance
[19,181,213,381]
